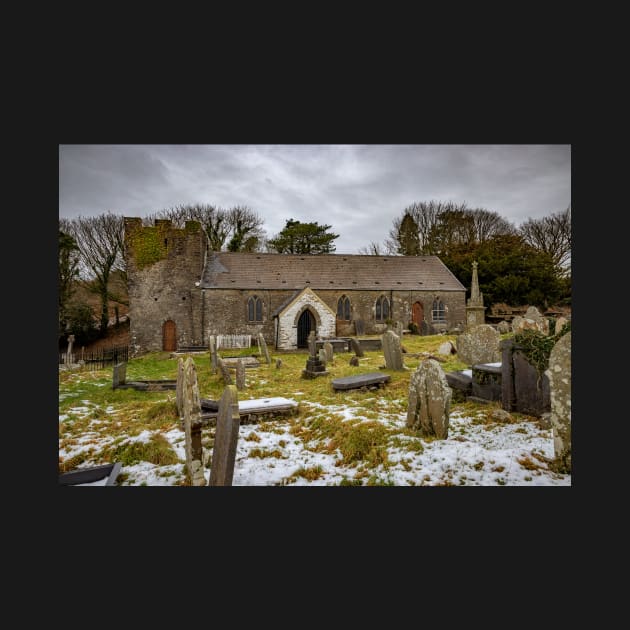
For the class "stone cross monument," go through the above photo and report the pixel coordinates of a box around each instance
[465,260,486,329]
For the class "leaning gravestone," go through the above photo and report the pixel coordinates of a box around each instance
[349,337,364,358]
[497,320,511,334]
[349,356,359,367]
[354,319,365,335]
[258,333,271,364]
[318,349,327,365]
[323,341,334,364]
[456,324,501,366]
[176,358,184,416]
[382,330,405,371]
[217,357,233,385]
[209,335,218,374]
[235,359,246,390]
[407,359,452,439]
[209,385,241,486]
[546,332,571,473]
[182,357,206,486]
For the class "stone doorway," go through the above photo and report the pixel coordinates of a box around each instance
[297,309,316,348]
[412,301,424,328]
[162,320,177,351]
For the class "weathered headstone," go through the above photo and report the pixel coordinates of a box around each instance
[209,385,241,486]
[182,357,206,486]
[217,357,233,385]
[524,306,549,335]
[235,359,246,390]
[349,336,364,357]
[382,330,405,370]
[437,341,455,356]
[323,341,334,364]
[209,335,218,374]
[258,332,271,364]
[275,358,282,369]
[66,334,75,365]
[420,321,436,336]
[395,321,404,338]
[555,316,568,333]
[497,320,511,334]
[176,358,184,416]
[112,362,127,389]
[318,349,327,365]
[349,356,359,366]
[546,332,571,473]
[456,324,501,366]
[406,359,452,439]
[501,338,550,417]
[354,319,365,336]
[302,330,328,378]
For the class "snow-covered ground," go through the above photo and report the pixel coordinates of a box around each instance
[59,398,570,486]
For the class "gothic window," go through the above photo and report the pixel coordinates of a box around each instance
[247,295,263,322]
[375,295,390,322]
[432,298,446,322]
[337,295,351,320]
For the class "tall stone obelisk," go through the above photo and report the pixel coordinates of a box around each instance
[465,260,486,329]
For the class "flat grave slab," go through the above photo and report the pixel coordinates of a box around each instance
[199,396,298,426]
[332,372,391,391]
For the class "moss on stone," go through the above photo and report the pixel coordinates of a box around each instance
[130,225,169,269]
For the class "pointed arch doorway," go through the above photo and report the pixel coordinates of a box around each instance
[297,309,316,348]
[412,301,424,328]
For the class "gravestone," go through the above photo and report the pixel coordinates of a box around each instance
[318,349,327,365]
[112,362,127,389]
[471,363,502,402]
[66,334,75,365]
[209,385,241,486]
[182,357,206,486]
[501,339,550,417]
[209,335,218,374]
[258,333,271,364]
[497,320,511,334]
[546,332,571,473]
[524,306,549,335]
[555,316,568,333]
[349,356,359,367]
[323,341,334,364]
[235,359,246,390]
[176,358,184,416]
[275,358,282,369]
[456,324,501,366]
[407,359,452,439]
[395,321,404,338]
[354,319,365,335]
[445,369,473,402]
[217,357,233,385]
[437,341,455,355]
[332,373,390,391]
[381,330,405,371]
[350,337,364,357]
[302,331,329,378]
[420,321,436,336]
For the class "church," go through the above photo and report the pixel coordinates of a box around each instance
[124,218,467,355]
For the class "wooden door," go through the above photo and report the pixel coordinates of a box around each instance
[412,302,424,327]
[297,310,316,348]
[162,320,177,351]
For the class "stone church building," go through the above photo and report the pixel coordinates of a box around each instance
[124,218,466,354]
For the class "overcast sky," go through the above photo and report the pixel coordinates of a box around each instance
[59,144,571,254]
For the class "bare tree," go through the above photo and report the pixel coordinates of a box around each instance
[469,208,516,243]
[225,205,266,252]
[357,240,390,255]
[58,221,81,338]
[519,206,571,274]
[65,212,126,334]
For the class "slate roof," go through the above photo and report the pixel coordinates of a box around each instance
[200,253,465,291]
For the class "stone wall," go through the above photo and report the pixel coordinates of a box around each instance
[125,218,207,355]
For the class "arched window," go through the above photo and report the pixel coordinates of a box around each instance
[337,295,351,320]
[375,295,390,322]
[247,295,263,322]
[432,298,446,322]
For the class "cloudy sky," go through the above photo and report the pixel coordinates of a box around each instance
[59,144,571,254]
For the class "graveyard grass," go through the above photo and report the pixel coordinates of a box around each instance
[59,333,571,486]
